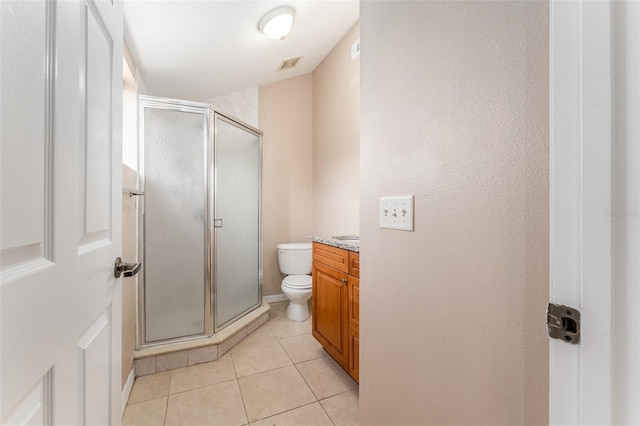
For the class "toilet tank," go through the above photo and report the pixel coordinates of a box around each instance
[277,243,312,275]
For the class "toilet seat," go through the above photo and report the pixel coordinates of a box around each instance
[283,275,312,289]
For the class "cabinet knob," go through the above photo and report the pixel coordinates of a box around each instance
[341,278,347,284]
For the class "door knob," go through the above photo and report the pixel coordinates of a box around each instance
[114,257,141,278]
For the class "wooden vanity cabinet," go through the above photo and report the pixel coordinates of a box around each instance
[347,249,360,380]
[312,242,360,382]
[347,274,359,381]
[312,260,349,369]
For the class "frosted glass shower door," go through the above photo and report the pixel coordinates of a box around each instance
[215,115,261,329]
[142,104,210,342]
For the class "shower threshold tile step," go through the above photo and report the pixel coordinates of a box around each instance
[133,301,270,376]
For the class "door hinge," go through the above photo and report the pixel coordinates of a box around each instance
[547,303,580,344]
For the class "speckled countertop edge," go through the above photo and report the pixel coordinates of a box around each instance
[309,235,360,253]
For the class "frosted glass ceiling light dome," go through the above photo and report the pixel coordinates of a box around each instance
[259,6,295,40]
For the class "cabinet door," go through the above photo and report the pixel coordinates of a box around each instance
[348,275,360,331]
[348,275,360,382]
[312,262,349,368]
[349,329,359,382]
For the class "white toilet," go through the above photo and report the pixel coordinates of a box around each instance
[277,243,313,321]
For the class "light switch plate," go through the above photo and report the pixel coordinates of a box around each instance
[351,39,361,60]
[379,195,414,231]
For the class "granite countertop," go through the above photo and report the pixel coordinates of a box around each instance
[309,235,360,253]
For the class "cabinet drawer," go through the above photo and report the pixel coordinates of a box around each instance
[348,251,360,278]
[313,242,348,273]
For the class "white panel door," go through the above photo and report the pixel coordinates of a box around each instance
[1,0,123,424]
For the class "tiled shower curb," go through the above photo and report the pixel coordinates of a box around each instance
[133,300,270,377]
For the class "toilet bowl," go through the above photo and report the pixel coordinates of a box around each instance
[277,243,313,322]
[281,275,312,321]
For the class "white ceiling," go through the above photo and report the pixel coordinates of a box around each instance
[123,0,360,101]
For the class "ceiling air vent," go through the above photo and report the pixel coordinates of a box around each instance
[278,56,302,71]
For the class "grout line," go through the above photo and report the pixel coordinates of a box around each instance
[229,316,316,379]
[167,368,174,396]
[167,377,238,397]
[274,328,293,360]
[236,362,295,381]
[229,347,240,379]
[231,328,255,426]
[317,387,358,402]
[162,370,174,426]
[238,314,291,424]
[242,312,319,422]
[270,306,324,401]
[253,400,327,425]
[318,398,338,426]
[232,333,278,351]
[123,395,168,407]
[291,353,321,402]
[235,378,250,426]
[162,392,169,426]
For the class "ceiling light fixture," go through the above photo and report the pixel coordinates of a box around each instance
[259,6,295,40]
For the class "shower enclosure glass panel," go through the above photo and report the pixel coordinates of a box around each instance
[138,96,262,347]
[142,105,209,343]
[215,116,261,328]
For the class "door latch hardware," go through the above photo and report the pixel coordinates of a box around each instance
[114,257,141,278]
[547,303,580,344]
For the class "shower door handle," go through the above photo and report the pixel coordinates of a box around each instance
[114,257,141,278]
[214,219,223,228]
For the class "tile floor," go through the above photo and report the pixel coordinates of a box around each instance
[123,302,359,426]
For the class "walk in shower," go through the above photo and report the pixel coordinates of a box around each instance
[138,96,262,347]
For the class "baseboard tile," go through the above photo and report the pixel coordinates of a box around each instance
[264,293,287,303]
[122,366,136,414]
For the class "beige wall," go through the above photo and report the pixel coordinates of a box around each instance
[259,74,314,296]
[259,22,360,296]
[209,86,259,128]
[359,2,549,424]
[313,22,360,235]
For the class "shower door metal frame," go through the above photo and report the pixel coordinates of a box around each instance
[137,96,213,348]
[211,111,263,332]
[136,96,263,348]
